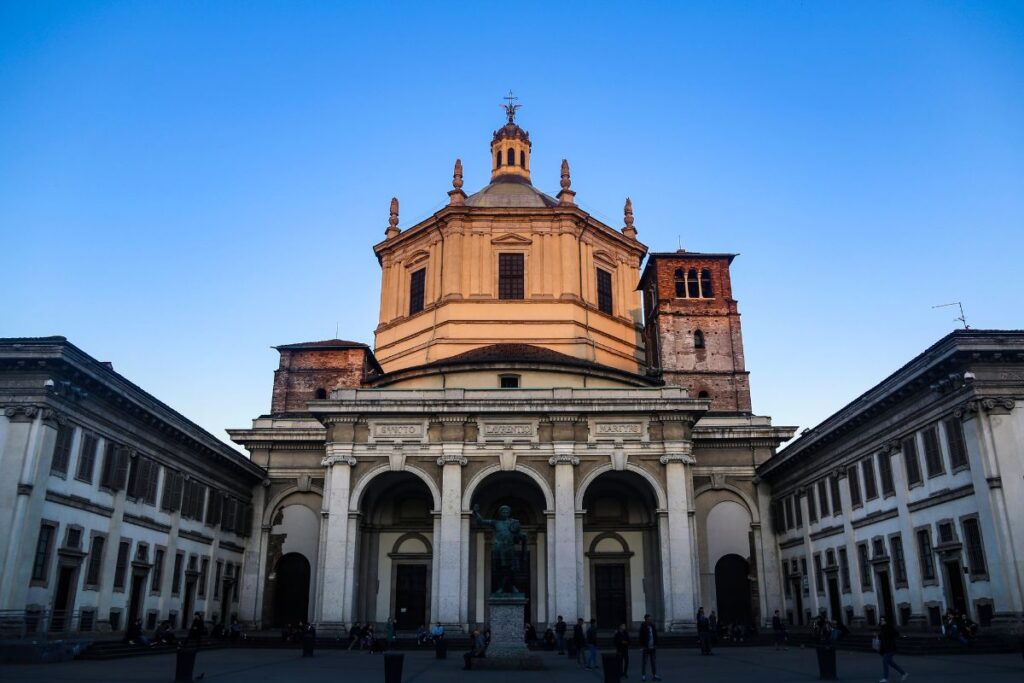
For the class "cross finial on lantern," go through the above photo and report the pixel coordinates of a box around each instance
[501,90,521,123]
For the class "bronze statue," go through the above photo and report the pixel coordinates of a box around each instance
[472,503,527,594]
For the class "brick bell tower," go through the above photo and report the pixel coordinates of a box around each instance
[638,251,752,412]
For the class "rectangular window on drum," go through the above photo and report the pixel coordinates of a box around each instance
[409,268,426,315]
[596,268,613,314]
[498,253,524,300]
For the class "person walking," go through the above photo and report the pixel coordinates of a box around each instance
[638,614,661,681]
[877,616,908,682]
[555,616,567,654]
[573,618,586,665]
[348,621,362,650]
[772,610,788,650]
[708,610,718,644]
[697,607,712,655]
[613,622,630,679]
[585,618,599,669]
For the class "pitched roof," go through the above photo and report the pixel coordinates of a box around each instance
[274,339,369,351]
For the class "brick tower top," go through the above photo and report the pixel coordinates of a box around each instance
[638,252,752,413]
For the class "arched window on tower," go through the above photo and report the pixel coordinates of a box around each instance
[674,269,685,297]
[507,148,515,167]
[698,390,710,399]
[700,269,713,298]
[314,388,327,400]
[519,150,526,167]
[496,151,502,168]
[687,269,700,298]
[694,329,705,348]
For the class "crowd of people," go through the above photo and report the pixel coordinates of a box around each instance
[122,611,245,649]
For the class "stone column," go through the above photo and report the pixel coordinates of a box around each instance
[660,443,696,631]
[435,445,467,631]
[238,480,268,626]
[753,479,784,627]
[549,444,579,620]
[317,442,356,633]
[0,406,58,610]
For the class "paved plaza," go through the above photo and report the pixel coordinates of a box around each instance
[1,646,1022,683]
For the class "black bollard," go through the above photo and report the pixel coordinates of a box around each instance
[384,653,404,683]
[434,638,447,659]
[601,653,620,683]
[302,633,315,657]
[814,645,837,680]
[174,645,198,682]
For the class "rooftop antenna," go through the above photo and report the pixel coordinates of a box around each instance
[677,235,682,250]
[933,302,970,329]
[336,322,340,338]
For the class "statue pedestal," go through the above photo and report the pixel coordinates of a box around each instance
[476,594,544,670]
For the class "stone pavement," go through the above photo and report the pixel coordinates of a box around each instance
[0,646,1021,682]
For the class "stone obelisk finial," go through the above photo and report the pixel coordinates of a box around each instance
[622,197,637,239]
[557,159,575,206]
[385,196,400,239]
[448,158,467,206]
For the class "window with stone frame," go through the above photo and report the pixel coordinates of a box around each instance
[830,476,842,516]
[596,267,613,314]
[408,267,426,315]
[151,548,165,593]
[113,540,131,590]
[847,466,862,507]
[961,517,987,577]
[498,252,524,300]
[857,542,872,591]
[161,469,184,512]
[794,494,803,528]
[890,534,908,587]
[214,561,223,598]
[916,527,936,582]
[944,418,970,470]
[838,547,851,592]
[76,433,99,483]
[199,558,209,598]
[127,455,160,505]
[206,491,224,527]
[817,480,829,518]
[99,442,129,491]
[813,554,825,594]
[902,435,922,487]
[807,485,818,524]
[31,522,57,584]
[84,534,106,588]
[862,457,878,500]
[687,268,700,298]
[922,426,945,477]
[877,450,895,497]
[50,423,74,476]
[171,552,184,595]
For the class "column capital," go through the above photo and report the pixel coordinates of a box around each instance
[4,404,42,423]
[323,442,357,467]
[659,441,694,465]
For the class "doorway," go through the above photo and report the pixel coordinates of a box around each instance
[715,554,752,626]
[182,578,197,626]
[826,575,841,621]
[594,564,628,628]
[128,571,148,625]
[50,565,78,632]
[792,578,804,624]
[944,560,968,617]
[394,564,427,630]
[272,553,310,627]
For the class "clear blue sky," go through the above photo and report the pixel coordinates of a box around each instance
[2,2,1022,449]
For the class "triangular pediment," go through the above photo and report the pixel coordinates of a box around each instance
[490,233,533,246]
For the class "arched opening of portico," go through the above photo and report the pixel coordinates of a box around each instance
[467,471,548,628]
[581,470,663,629]
[354,472,435,629]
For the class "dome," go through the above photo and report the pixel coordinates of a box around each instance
[466,178,557,208]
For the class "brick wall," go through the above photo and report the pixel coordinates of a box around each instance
[270,347,373,414]
[643,254,752,412]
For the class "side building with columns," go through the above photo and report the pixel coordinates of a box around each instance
[0,337,264,636]
[229,109,795,635]
[758,330,1024,634]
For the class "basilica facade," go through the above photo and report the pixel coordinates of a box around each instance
[228,108,795,635]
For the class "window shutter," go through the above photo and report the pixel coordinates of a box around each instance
[51,423,74,474]
[944,418,969,469]
[112,447,130,491]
